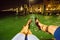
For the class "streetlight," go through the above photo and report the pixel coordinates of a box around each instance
[28,0,35,13]
[29,0,34,3]
[29,0,35,7]
[20,6,23,11]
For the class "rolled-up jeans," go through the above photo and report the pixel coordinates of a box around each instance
[12,33,39,40]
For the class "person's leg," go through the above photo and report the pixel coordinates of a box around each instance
[12,19,32,40]
[48,25,59,35]
[35,18,60,40]
[12,25,28,40]
[27,30,39,40]
[35,18,59,35]
[12,33,25,40]
[35,18,48,31]
[20,19,32,34]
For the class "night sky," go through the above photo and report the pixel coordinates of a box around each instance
[0,0,18,10]
[0,0,43,10]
